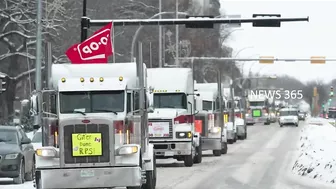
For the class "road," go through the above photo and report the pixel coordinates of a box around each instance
[155,122,329,189]
[1,122,332,189]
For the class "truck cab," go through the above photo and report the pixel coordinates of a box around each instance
[246,95,271,125]
[194,83,228,156]
[147,68,200,167]
[30,63,156,189]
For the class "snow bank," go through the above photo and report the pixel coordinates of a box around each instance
[292,118,336,184]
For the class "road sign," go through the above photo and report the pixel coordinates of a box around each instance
[310,56,326,64]
[225,14,241,28]
[259,56,274,64]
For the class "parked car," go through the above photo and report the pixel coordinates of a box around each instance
[0,126,35,184]
[31,128,42,150]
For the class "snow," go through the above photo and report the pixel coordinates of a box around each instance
[0,179,33,189]
[292,117,336,184]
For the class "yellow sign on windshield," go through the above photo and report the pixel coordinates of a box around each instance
[72,133,102,156]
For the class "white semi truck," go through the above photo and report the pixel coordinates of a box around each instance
[28,63,156,189]
[147,68,201,167]
[246,94,271,125]
[194,83,228,156]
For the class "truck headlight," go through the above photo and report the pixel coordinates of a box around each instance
[176,132,192,138]
[5,153,19,159]
[36,147,58,158]
[116,146,138,155]
[245,114,249,117]
[264,113,269,116]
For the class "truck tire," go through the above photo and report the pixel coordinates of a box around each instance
[213,150,221,156]
[227,139,234,144]
[280,124,283,127]
[244,132,247,139]
[193,139,202,164]
[233,134,237,142]
[184,154,194,167]
[221,142,228,154]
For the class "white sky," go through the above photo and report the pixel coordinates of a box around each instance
[219,0,336,83]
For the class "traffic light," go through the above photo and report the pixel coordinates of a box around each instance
[330,86,334,97]
[0,75,6,93]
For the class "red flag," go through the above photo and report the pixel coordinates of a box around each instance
[66,22,113,64]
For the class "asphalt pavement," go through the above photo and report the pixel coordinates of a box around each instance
[155,122,327,189]
[2,121,333,189]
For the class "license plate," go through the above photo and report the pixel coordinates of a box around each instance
[164,151,174,156]
[80,170,95,177]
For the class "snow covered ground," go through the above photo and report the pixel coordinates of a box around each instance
[292,117,336,185]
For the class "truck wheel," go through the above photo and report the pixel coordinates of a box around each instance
[244,132,247,139]
[213,150,221,156]
[227,139,233,144]
[233,134,237,142]
[193,140,202,164]
[280,124,283,127]
[221,142,228,154]
[296,124,298,127]
[184,154,194,167]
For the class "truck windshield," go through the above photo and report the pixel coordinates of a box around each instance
[202,100,212,111]
[249,101,264,106]
[153,93,187,109]
[328,111,336,118]
[280,111,297,116]
[60,90,125,113]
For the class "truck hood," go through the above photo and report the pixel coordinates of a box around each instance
[59,113,124,121]
[148,108,188,119]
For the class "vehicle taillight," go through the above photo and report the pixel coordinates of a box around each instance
[174,115,194,124]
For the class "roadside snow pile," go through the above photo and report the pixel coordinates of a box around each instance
[292,118,336,184]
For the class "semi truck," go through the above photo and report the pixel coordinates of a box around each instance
[147,68,201,167]
[194,83,228,156]
[27,63,156,189]
[233,96,247,140]
[246,94,271,125]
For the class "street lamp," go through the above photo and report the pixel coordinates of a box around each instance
[130,11,188,62]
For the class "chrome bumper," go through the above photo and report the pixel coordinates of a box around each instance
[201,137,221,150]
[38,166,142,188]
[151,141,193,156]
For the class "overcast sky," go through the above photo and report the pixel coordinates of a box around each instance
[219,0,336,83]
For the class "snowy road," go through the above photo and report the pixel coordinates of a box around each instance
[2,121,335,189]
[156,121,335,189]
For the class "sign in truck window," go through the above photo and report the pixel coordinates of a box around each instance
[252,109,261,117]
[72,133,102,156]
[148,122,170,137]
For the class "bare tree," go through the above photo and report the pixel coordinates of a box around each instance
[0,0,68,121]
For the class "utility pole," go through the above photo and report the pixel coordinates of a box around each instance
[158,0,162,67]
[35,0,44,145]
[217,70,224,141]
[175,0,179,65]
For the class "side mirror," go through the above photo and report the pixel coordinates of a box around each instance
[21,138,31,144]
[193,110,199,115]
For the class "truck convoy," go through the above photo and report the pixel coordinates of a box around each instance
[246,94,271,125]
[194,83,228,156]
[147,68,201,167]
[29,63,157,189]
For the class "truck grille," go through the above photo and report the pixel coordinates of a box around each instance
[63,124,110,164]
[148,119,173,139]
